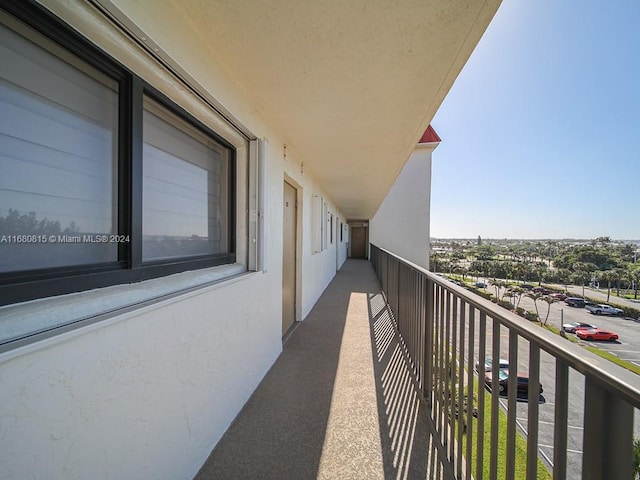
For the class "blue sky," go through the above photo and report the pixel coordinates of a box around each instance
[430,0,640,240]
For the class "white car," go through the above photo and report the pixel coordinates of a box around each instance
[475,357,509,373]
[562,322,597,333]
[585,304,624,316]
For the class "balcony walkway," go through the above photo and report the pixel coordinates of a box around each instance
[195,259,453,480]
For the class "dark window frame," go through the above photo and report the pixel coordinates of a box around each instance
[0,1,236,306]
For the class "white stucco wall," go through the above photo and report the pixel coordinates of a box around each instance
[0,2,350,479]
[1,273,281,480]
[369,143,436,269]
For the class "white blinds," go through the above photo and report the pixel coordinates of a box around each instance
[0,21,118,272]
[142,97,229,261]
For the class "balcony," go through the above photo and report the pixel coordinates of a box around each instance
[195,247,640,480]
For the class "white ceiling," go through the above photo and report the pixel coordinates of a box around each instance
[106,0,501,219]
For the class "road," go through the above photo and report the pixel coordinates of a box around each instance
[458,293,640,480]
[553,284,640,310]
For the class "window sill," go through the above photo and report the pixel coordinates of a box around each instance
[0,263,248,356]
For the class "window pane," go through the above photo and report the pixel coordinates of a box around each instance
[143,97,230,261]
[0,20,118,273]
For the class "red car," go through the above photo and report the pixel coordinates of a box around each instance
[549,293,567,301]
[576,328,619,342]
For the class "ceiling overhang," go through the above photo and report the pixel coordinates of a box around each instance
[96,0,501,219]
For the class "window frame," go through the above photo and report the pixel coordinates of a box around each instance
[0,1,237,307]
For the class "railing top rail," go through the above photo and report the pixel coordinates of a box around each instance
[371,244,640,408]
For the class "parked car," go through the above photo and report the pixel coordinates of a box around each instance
[585,304,624,316]
[576,328,619,342]
[484,369,543,394]
[521,284,534,291]
[549,293,567,301]
[532,286,550,294]
[475,357,509,373]
[564,297,587,308]
[475,282,487,288]
[562,322,597,333]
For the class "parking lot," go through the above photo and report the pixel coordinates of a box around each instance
[517,294,640,366]
[466,290,640,479]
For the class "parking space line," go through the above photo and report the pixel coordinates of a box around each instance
[539,444,582,454]
[602,349,640,353]
[518,418,584,430]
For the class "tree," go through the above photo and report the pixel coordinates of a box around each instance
[612,268,625,297]
[555,268,571,291]
[492,279,509,300]
[525,292,543,323]
[628,265,640,300]
[506,286,525,309]
[597,270,617,302]
[572,262,594,297]
[540,296,558,326]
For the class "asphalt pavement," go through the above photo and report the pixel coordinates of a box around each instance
[464,286,640,480]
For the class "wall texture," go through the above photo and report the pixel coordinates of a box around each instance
[370,143,436,270]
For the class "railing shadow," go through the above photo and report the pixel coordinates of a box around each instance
[367,291,455,480]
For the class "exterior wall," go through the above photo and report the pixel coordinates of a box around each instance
[1,274,280,480]
[0,2,347,479]
[369,143,437,270]
[300,187,348,320]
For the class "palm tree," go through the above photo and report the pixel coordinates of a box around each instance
[612,268,625,298]
[597,270,617,303]
[556,268,571,291]
[492,279,509,300]
[629,266,640,300]
[525,292,543,324]
[572,262,592,297]
[540,296,558,326]
[506,286,525,309]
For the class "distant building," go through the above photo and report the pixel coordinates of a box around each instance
[477,235,482,246]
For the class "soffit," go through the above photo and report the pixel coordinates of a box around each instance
[105,0,501,219]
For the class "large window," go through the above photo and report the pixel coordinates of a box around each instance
[142,97,230,262]
[0,4,236,307]
[0,19,119,273]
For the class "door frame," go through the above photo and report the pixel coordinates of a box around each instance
[283,175,302,335]
[347,220,369,259]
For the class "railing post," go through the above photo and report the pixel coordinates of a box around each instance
[553,359,568,480]
[424,276,434,405]
[582,377,633,480]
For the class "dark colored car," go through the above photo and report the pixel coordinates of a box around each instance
[485,369,543,395]
[565,297,587,308]
[521,284,534,291]
[532,286,550,294]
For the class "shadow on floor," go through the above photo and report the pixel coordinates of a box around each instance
[367,291,455,480]
[195,260,454,480]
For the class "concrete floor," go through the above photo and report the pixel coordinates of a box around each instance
[195,259,454,480]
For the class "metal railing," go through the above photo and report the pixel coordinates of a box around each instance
[370,244,640,480]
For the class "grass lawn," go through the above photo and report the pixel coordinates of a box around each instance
[454,378,552,480]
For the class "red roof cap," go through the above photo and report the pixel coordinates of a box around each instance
[418,125,441,144]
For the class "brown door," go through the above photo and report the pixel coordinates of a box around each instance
[282,181,297,335]
[351,226,367,259]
